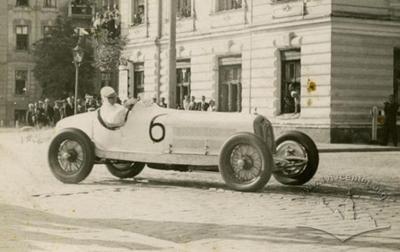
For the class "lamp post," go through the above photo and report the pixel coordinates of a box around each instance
[72,45,84,115]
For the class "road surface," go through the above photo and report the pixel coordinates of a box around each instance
[0,129,399,251]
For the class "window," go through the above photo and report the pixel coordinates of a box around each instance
[218,57,242,112]
[177,0,191,18]
[217,0,242,12]
[15,70,27,95]
[44,0,56,8]
[394,48,400,105]
[133,63,144,99]
[280,49,301,114]
[16,25,29,51]
[71,0,93,15]
[131,0,145,25]
[16,0,29,7]
[14,110,27,125]
[176,60,191,108]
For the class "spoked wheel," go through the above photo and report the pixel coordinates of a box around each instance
[219,133,273,192]
[106,161,145,179]
[273,131,319,185]
[48,129,94,183]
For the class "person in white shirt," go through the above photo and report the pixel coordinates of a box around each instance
[99,86,136,128]
[207,99,216,112]
[183,95,190,110]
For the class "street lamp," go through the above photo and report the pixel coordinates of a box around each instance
[72,45,84,115]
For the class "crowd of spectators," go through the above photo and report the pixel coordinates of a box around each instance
[24,93,217,128]
[157,95,217,111]
[92,4,121,38]
[181,95,216,111]
[25,95,100,128]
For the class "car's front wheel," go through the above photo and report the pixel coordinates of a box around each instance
[273,131,319,185]
[48,128,94,183]
[219,133,273,192]
[106,162,145,179]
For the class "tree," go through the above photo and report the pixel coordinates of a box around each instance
[92,7,126,74]
[33,16,95,99]
[93,28,126,73]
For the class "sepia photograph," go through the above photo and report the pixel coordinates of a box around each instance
[0,0,399,251]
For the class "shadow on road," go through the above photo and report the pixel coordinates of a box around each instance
[1,202,399,251]
[80,174,400,201]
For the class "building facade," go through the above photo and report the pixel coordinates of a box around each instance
[125,1,399,143]
[0,0,105,127]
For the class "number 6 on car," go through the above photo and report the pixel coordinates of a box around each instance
[48,101,319,192]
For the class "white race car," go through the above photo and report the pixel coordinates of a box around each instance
[48,102,319,192]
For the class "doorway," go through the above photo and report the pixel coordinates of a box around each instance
[280,49,301,114]
[218,56,242,112]
[394,48,400,103]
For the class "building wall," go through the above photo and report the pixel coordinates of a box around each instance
[0,0,75,126]
[120,0,400,143]
[330,0,400,142]
[331,22,400,142]
[121,0,333,141]
[0,4,8,126]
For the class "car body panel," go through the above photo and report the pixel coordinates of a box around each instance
[56,102,268,166]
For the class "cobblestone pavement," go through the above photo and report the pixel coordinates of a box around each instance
[0,130,399,251]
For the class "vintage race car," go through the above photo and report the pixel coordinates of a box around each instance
[48,101,319,192]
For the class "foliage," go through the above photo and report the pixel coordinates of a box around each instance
[91,6,126,73]
[92,28,126,72]
[32,16,95,99]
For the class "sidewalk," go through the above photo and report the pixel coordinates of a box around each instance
[317,143,400,153]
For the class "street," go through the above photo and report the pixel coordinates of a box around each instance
[0,129,399,252]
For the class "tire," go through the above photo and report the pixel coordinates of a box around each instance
[106,162,145,179]
[219,133,273,192]
[273,131,319,185]
[48,128,95,183]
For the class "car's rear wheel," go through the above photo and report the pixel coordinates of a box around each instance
[219,133,273,192]
[273,131,319,185]
[48,128,94,183]
[106,162,145,179]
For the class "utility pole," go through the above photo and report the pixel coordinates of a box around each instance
[168,0,177,108]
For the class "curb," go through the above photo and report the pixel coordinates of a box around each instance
[318,146,400,153]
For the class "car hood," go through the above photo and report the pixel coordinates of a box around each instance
[55,111,96,136]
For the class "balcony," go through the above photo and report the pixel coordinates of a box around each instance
[68,1,95,19]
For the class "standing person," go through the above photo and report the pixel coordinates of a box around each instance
[158,97,167,108]
[208,99,216,112]
[64,97,74,117]
[59,100,66,119]
[198,95,209,111]
[382,94,399,146]
[76,98,85,113]
[36,101,46,128]
[291,90,300,114]
[25,104,35,127]
[86,96,97,112]
[285,81,300,113]
[44,98,54,126]
[183,95,190,110]
[188,96,197,110]
[32,102,39,126]
[53,102,61,125]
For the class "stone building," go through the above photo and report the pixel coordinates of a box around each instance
[118,0,400,143]
[0,0,97,127]
[0,0,124,127]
